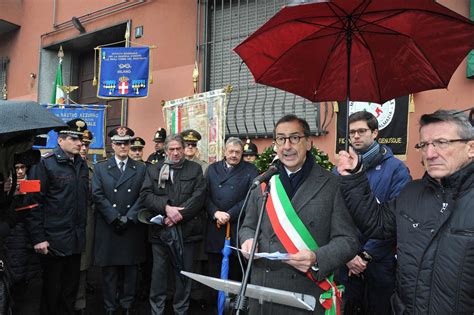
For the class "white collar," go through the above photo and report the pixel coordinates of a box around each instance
[284,166,302,176]
[115,156,129,167]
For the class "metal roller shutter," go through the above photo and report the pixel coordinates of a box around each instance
[206,0,322,138]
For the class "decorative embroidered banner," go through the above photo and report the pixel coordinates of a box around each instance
[163,88,230,164]
[97,47,150,99]
[335,95,410,157]
[38,104,106,154]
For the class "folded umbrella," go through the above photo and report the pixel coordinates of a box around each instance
[159,225,186,284]
[218,222,232,315]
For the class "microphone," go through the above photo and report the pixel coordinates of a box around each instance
[251,165,279,188]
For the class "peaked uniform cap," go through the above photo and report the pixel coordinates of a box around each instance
[181,129,201,142]
[58,118,87,138]
[82,129,94,144]
[153,128,167,142]
[243,141,258,156]
[108,126,134,142]
[131,137,146,148]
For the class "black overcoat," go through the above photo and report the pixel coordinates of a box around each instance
[92,157,147,266]
[205,160,259,253]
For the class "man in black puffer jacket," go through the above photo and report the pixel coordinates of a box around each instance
[337,109,474,314]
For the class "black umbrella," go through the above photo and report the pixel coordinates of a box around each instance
[0,100,66,143]
[138,209,187,283]
[159,225,186,283]
[0,100,66,177]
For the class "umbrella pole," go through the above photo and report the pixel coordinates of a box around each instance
[344,19,353,152]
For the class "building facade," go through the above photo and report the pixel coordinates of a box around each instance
[0,0,473,178]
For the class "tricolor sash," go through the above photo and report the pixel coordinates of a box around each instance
[262,175,343,315]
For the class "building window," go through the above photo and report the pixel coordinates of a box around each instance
[0,57,9,100]
[201,0,324,138]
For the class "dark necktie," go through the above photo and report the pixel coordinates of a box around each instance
[289,172,298,187]
[119,161,125,173]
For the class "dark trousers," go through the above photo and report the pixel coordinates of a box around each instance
[101,265,138,311]
[341,257,396,315]
[150,242,194,315]
[40,254,81,315]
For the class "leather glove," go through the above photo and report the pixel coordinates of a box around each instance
[112,215,128,235]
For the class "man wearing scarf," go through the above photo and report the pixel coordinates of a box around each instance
[334,111,411,315]
[140,134,206,315]
[240,114,359,315]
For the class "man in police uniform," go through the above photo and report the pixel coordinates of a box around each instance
[79,129,93,160]
[26,118,89,315]
[181,129,208,173]
[129,137,146,162]
[92,126,147,315]
[75,129,96,313]
[242,139,259,163]
[147,128,167,164]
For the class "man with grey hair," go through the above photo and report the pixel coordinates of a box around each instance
[337,109,474,314]
[140,134,206,315]
[205,137,259,296]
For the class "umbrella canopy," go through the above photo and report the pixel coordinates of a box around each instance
[0,100,66,143]
[234,0,474,104]
[0,100,66,177]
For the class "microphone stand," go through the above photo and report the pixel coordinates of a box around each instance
[234,181,272,314]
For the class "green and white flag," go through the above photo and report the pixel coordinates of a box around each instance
[51,50,65,104]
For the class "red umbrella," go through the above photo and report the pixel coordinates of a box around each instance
[234,0,474,105]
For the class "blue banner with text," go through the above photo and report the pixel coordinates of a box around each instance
[98,47,150,98]
[38,105,106,150]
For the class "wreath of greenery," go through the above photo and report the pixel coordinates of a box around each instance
[254,145,335,173]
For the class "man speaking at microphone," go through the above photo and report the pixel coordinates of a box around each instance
[240,114,359,314]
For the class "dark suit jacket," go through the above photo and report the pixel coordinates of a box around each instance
[205,160,259,253]
[92,157,147,266]
[240,164,359,315]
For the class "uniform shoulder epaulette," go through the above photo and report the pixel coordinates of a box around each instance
[42,152,55,158]
[95,159,108,164]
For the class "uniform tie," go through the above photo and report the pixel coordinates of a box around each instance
[119,161,125,173]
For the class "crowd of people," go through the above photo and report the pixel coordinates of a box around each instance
[0,109,472,315]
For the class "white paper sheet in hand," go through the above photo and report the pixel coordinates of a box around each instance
[228,246,289,260]
[150,214,164,225]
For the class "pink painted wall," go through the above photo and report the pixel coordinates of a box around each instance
[0,0,23,25]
